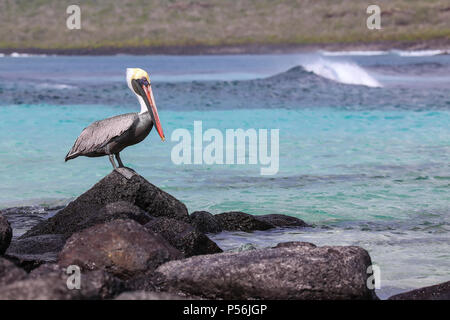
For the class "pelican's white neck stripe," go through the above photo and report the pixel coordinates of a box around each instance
[137,95,147,114]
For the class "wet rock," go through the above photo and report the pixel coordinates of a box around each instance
[0,257,27,286]
[22,171,189,238]
[228,243,258,253]
[5,234,66,271]
[0,205,63,238]
[190,211,222,233]
[0,214,12,254]
[144,217,222,257]
[388,281,450,300]
[255,214,311,228]
[115,290,193,300]
[214,211,273,232]
[191,211,311,233]
[274,241,317,249]
[58,219,183,279]
[156,242,376,300]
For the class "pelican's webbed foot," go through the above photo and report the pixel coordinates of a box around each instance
[114,167,137,180]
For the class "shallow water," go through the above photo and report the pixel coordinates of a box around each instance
[0,51,449,298]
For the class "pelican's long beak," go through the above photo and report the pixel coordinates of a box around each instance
[142,84,165,141]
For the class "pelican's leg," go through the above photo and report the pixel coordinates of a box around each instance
[113,153,135,179]
[109,154,117,169]
[115,153,124,168]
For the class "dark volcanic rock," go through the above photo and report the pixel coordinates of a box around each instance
[191,211,311,233]
[144,217,222,257]
[5,234,66,271]
[22,171,189,238]
[274,241,317,249]
[115,290,192,300]
[388,281,450,300]
[0,264,123,300]
[156,242,376,300]
[29,264,124,299]
[190,211,223,233]
[255,214,311,228]
[0,257,27,286]
[58,219,183,279]
[215,211,273,232]
[0,214,12,254]
[0,274,79,300]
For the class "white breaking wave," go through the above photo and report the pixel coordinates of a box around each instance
[319,49,447,57]
[320,50,388,56]
[10,52,48,58]
[393,49,445,57]
[301,58,382,88]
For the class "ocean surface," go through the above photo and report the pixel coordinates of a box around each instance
[0,50,449,298]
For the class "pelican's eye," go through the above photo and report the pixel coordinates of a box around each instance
[138,78,150,86]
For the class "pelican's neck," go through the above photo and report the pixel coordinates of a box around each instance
[136,95,147,114]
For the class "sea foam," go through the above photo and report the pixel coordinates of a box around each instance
[301,58,382,87]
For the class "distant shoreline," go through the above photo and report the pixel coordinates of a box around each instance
[1,39,449,56]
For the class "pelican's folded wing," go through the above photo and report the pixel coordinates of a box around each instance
[65,113,137,160]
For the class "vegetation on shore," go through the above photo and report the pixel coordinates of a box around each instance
[0,0,449,52]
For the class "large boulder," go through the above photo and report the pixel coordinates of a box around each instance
[190,211,223,233]
[0,214,12,254]
[22,171,189,238]
[156,241,376,300]
[58,219,183,279]
[255,214,311,228]
[0,257,27,286]
[144,217,222,257]
[0,264,123,300]
[5,234,66,271]
[388,281,450,300]
[214,211,273,232]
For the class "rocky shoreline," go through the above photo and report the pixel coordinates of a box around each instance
[1,38,449,56]
[0,170,448,300]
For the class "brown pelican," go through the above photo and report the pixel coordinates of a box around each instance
[65,68,165,174]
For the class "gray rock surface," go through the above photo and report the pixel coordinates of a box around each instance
[0,257,27,286]
[0,214,12,254]
[388,281,450,300]
[22,171,189,238]
[58,219,183,279]
[145,217,222,257]
[156,242,376,300]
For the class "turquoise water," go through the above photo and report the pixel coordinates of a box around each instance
[0,52,449,297]
[1,105,449,226]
